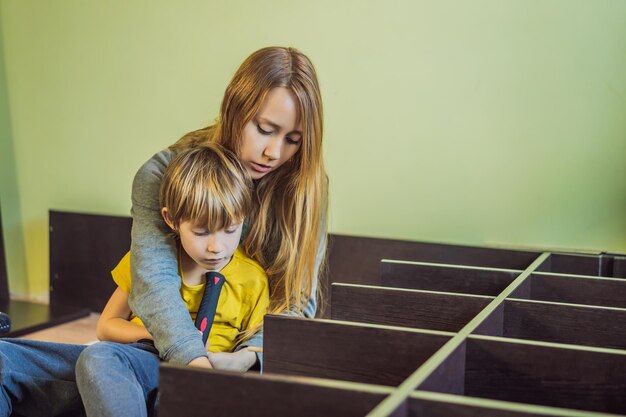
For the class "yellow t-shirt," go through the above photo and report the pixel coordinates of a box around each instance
[111,247,269,353]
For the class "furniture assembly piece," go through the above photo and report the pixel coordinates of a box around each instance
[161,234,626,417]
[4,211,625,416]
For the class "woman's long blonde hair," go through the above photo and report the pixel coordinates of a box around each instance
[171,46,327,318]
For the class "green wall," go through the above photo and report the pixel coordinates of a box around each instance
[1,0,625,299]
[0,7,27,296]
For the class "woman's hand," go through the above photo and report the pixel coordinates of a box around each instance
[207,349,257,372]
[187,356,213,369]
[186,330,214,369]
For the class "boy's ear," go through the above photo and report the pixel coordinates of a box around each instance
[161,207,176,231]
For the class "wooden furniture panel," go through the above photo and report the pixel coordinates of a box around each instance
[464,337,626,415]
[409,391,612,417]
[0,299,88,337]
[49,210,131,312]
[611,256,626,278]
[501,299,626,350]
[263,315,451,386]
[159,363,589,417]
[159,364,392,417]
[332,283,491,332]
[7,211,625,416]
[327,234,540,286]
[0,209,94,337]
[380,260,519,296]
[418,342,466,396]
[522,273,626,308]
[472,304,504,337]
[537,253,626,278]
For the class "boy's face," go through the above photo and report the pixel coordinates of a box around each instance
[176,220,244,272]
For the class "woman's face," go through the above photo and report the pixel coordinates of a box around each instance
[240,87,303,180]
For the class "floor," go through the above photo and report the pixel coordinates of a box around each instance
[21,313,100,344]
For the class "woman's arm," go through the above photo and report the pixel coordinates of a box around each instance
[128,149,208,365]
[97,287,153,343]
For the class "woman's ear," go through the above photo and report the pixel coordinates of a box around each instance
[161,207,176,231]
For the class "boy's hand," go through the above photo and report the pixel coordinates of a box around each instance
[208,350,257,372]
[194,329,256,372]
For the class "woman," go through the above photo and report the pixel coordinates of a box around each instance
[127,46,328,371]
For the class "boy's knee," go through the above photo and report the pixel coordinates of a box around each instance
[76,342,122,382]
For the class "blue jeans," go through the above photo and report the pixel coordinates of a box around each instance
[75,342,160,417]
[0,338,86,417]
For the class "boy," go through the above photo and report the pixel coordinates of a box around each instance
[75,143,269,417]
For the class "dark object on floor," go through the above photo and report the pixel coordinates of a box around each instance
[0,312,10,334]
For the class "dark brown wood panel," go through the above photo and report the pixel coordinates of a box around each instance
[388,401,410,417]
[332,283,492,332]
[6,210,623,416]
[472,304,504,337]
[502,299,626,350]
[327,235,539,287]
[524,273,626,308]
[0,299,88,337]
[381,261,520,296]
[506,278,531,300]
[263,315,451,386]
[158,364,391,417]
[611,256,626,278]
[464,337,626,414]
[49,210,132,312]
[0,210,92,336]
[535,253,624,277]
[419,342,466,395]
[409,393,579,417]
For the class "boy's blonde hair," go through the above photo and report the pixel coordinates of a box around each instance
[160,143,252,231]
